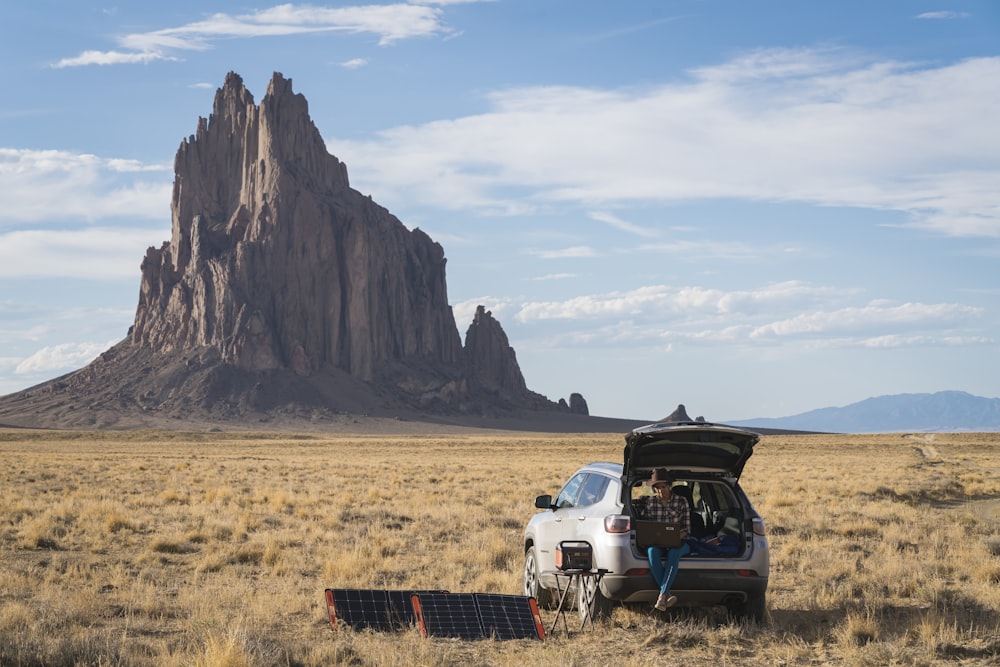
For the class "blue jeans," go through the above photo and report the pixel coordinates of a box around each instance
[647,543,691,596]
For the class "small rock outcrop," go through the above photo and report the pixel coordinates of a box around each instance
[568,393,589,415]
[662,404,693,422]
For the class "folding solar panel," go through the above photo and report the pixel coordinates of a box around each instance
[473,593,545,640]
[411,592,485,639]
[325,589,446,631]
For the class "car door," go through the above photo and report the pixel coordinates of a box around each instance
[564,473,611,550]
[555,473,611,547]
[536,472,587,572]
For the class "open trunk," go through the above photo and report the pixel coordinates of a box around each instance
[627,476,752,559]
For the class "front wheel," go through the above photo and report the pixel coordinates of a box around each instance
[523,546,556,609]
[577,574,613,625]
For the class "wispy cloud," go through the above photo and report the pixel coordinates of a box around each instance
[53,3,452,68]
[531,273,577,281]
[515,281,854,323]
[0,149,170,224]
[451,296,515,329]
[526,246,598,259]
[54,50,178,67]
[511,282,987,350]
[748,301,983,338]
[340,58,368,69]
[589,211,658,237]
[410,0,494,5]
[330,49,1000,238]
[0,227,167,279]
[15,340,118,375]
[916,11,970,20]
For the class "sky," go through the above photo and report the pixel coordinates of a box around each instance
[1,1,998,422]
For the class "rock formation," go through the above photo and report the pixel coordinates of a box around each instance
[464,306,527,396]
[662,404,693,422]
[134,72,462,382]
[0,72,591,428]
[558,393,590,416]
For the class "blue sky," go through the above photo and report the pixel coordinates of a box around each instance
[1,1,998,421]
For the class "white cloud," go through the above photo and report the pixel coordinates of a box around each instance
[749,301,983,338]
[15,340,117,375]
[527,246,598,259]
[452,296,515,329]
[410,0,493,5]
[531,273,576,281]
[0,149,170,224]
[0,227,167,279]
[916,11,970,20]
[508,281,986,351]
[329,50,1000,238]
[340,58,368,69]
[54,3,451,68]
[53,50,178,68]
[515,281,857,323]
[859,334,990,348]
[589,211,658,237]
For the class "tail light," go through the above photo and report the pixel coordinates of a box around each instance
[752,517,766,536]
[604,514,630,533]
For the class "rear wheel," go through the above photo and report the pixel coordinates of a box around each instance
[728,592,766,624]
[577,574,613,625]
[523,546,556,609]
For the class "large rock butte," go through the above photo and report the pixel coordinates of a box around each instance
[0,72,590,429]
[136,72,462,384]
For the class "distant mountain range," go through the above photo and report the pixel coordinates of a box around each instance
[728,391,1000,433]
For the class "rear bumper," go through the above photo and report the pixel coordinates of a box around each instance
[602,569,768,605]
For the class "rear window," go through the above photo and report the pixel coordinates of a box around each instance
[578,474,610,507]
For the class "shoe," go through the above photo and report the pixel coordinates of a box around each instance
[654,594,669,611]
[664,595,677,609]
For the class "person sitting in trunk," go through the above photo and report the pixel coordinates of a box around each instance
[633,468,691,611]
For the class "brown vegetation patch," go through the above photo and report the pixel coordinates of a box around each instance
[0,430,998,665]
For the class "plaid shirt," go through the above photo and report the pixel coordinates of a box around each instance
[635,493,691,534]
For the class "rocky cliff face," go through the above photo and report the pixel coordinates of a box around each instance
[134,72,462,383]
[0,72,591,428]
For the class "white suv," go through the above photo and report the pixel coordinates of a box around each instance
[522,422,769,624]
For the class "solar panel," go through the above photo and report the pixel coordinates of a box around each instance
[411,593,485,639]
[411,592,545,640]
[324,589,446,631]
[474,593,545,640]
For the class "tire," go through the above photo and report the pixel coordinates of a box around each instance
[728,592,766,624]
[523,546,556,609]
[577,574,613,625]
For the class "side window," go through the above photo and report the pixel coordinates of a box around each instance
[555,473,587,509]
[577,474,610,508]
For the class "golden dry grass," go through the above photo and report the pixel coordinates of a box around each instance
[1,429,998,665]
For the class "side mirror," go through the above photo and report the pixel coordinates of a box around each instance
[534,494,553,509]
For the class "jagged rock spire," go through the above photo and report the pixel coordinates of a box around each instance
[464,306,528,395]
[133,72,461,382]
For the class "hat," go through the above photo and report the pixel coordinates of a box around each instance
[649,468,673,488]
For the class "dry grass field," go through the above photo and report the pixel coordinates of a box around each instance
[1,429,998,666]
